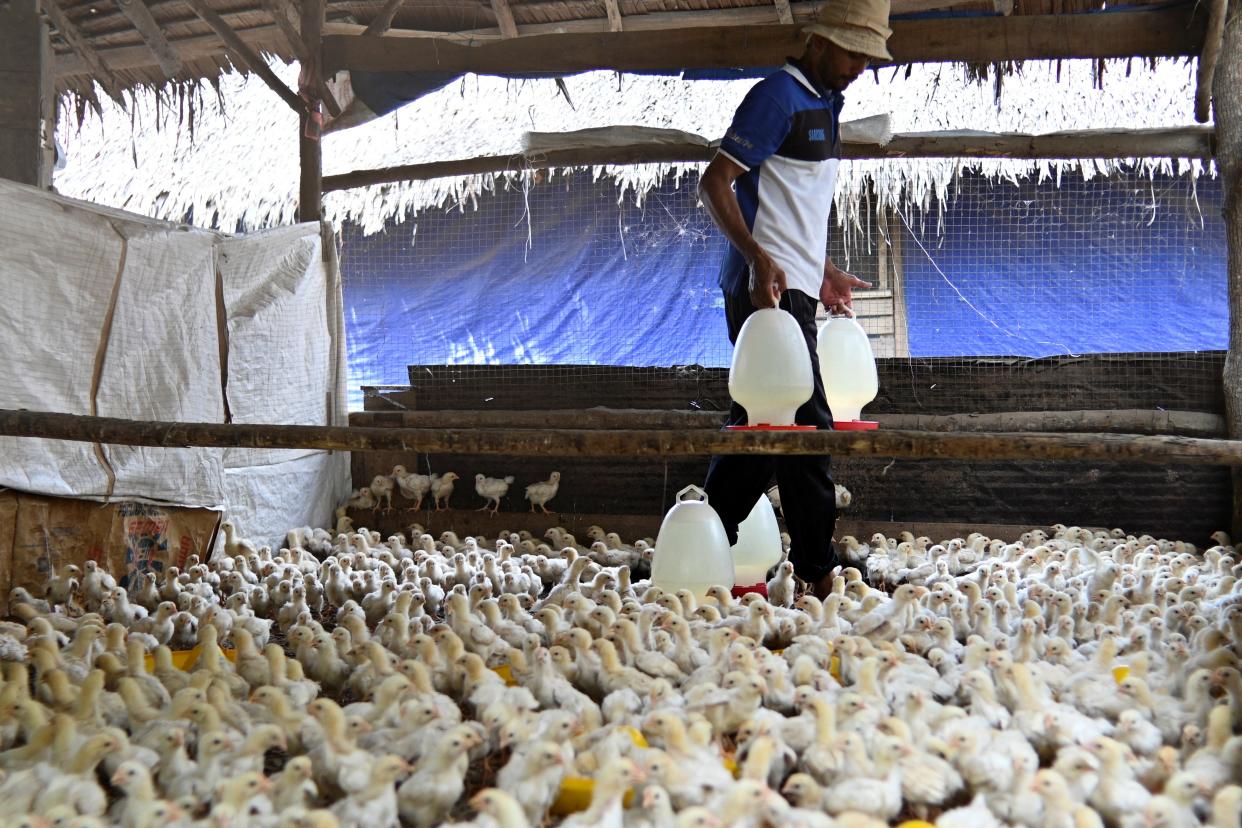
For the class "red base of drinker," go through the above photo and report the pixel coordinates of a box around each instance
[725,424,818,431]
[732,583,768,598]
[832,420,879,431]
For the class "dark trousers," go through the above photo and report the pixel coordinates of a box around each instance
[703,288,839,583]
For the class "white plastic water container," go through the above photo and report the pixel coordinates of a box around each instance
[651,485,734,598]
[731,495,783,589]
[729,308,814,427]
[816,315,879,427]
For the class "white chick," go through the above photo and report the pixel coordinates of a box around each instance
[461,788,533,828]
[392,466,433,511]
[369,473,395,513]
[431,472,460,510]
[475,474,515,514]
[1086,736,1151,826]
[852,583,924,641]
[524,472,561,514]
[330,755,409,828]
[767,561,797,609]
[397,724,482,826]
[495,740,569,824]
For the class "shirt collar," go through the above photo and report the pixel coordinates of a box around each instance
[782,61,821,97]
[782,60,846,112]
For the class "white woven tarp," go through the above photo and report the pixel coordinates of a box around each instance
[0,180,349,549]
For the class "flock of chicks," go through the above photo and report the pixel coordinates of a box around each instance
[348,468,562,517]
[0,516,1240,828]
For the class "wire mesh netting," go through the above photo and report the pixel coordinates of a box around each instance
[339,165,1225,413]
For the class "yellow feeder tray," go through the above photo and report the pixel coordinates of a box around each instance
[143,645,237,673]
[491,664,518,686]
[829,654,841,682]
[1112,665,1131,685]
[549,727,650,815]
[898,821,936,828]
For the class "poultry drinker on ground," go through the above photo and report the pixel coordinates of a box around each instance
[731,495,784,596]
[0,517,1239,828]
[650,484,735,599]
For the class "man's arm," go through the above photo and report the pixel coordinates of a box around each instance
[698,154,786,309]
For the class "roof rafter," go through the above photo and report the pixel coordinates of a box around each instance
[773,0,794,26]
[364,0,406,36]
[187,0,306,114]
[41,1,126,106]
[604,0,624,32]
[257,0,342,116]
[490,0,520,38]
[114,0,184,78]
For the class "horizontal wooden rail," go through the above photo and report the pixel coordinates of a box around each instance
[348,407,1226,437]
[3,409,1242,465]
[322,127,1215,192]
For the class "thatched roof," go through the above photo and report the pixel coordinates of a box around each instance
[55,55,1208,234]
[50,0,1191,105]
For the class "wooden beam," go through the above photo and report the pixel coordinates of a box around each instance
[187,0,305,113]
[322,8,1206,75]
[321,126,1215,191]
[40,0,127,105]
[772,0,793,25]
[348,407,1227,438]
[3,409,1242,465]
[861,126,1216,160]
[1196,0,1228,124]
[490,0,519,38]
[298,0,324,223]
[364,0,406,35]
[604,0,625,32]
[257,0,341,116]
[322,0,989,42]
[114,0,183,78]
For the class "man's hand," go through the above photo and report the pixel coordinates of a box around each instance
[748,248,787,309]
[820,262,872,316]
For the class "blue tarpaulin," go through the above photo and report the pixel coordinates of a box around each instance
[339,170,1226,409]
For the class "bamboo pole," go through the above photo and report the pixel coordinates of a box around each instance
[3,409,1242,465]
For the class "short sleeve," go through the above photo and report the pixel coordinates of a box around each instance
[718,87,792,171]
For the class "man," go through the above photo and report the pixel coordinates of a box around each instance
[700,0,892,599]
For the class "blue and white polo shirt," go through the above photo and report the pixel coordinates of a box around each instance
[716,61,845,299]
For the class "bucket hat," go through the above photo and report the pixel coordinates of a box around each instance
[803,0,893,62]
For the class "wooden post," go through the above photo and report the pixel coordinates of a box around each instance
[1214,0,1242,537]
[0,0,54,188]
[298,0,325,223]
